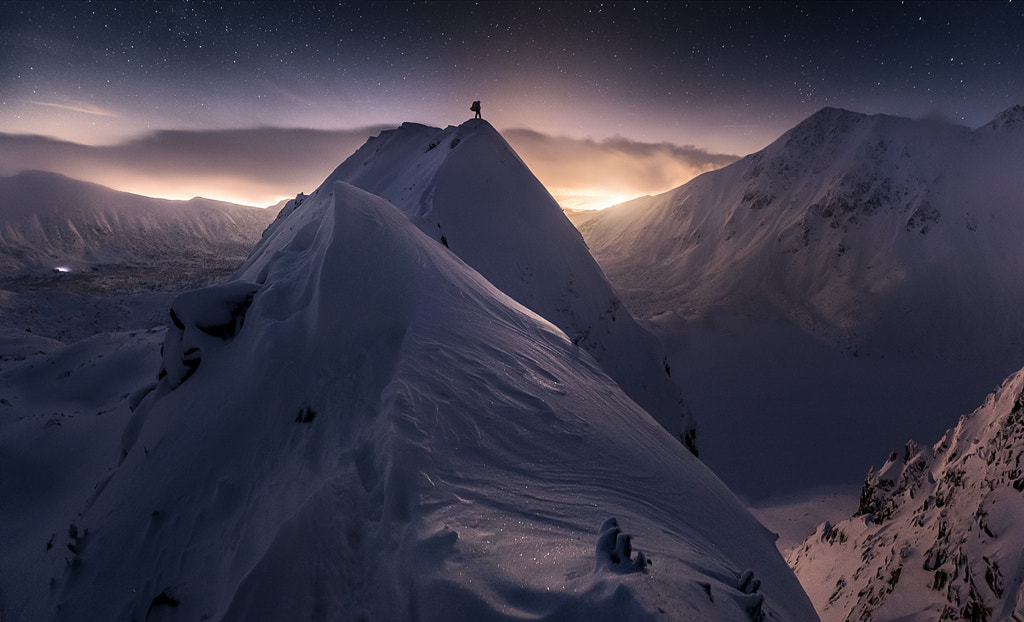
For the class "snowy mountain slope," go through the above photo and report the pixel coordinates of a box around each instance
[0,171,278,293]
[789,363,1024,621]
[286,119,695,451]
[571,106,1024,500]
[0,328,164,619]
[12,182,819,621]
[577,106,1024,357]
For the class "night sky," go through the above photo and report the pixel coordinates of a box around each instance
[1,1,1022,207]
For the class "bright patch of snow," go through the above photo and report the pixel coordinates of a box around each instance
[748,488,860,557]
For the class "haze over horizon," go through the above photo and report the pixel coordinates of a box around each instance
[2,1,1021,207]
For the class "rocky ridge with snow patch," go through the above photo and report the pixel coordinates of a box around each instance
[789,365,1024,621]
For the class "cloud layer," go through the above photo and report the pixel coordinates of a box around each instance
[0,126,738,208]
[504,129,739,208]
[0,128,391,206]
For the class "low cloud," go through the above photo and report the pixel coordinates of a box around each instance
[0,127,392,206]
[504,129,739,208]
[0,126,739,208]
[29,100,120,117]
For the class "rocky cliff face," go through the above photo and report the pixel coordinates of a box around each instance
[790,365,1024,621]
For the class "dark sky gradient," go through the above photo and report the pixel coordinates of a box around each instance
[1,1,1022,205]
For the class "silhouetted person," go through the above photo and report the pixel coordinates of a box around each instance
[471,100,481,119]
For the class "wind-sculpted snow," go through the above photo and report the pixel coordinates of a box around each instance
[297,119,696,452]
[30,183,816,621]
[790,365,1024,621]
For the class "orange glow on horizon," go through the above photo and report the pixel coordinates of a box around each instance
[549,188,645,211]
[66,171,291,208]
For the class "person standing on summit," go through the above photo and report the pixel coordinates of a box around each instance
[471,100,482,119]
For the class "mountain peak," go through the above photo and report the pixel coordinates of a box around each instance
[778,107,874,152]
[572,104,1024,499]
[307,118,698,451]
[799,106,873,130]
[980,104,1024,133]
[806,106,868,122]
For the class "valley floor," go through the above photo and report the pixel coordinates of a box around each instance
[748,487,860,557]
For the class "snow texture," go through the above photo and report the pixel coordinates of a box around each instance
[790,364,1024,621]
[573,106,1024,498]
[0,126,816,620]
[303,119,696,452]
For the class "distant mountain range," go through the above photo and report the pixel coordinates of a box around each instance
[576,105,1024,358]
[0,170,278,294]
[0,171,278,346]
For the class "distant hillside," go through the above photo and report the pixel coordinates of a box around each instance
[576,106,1024,359]
[0,171,278,294]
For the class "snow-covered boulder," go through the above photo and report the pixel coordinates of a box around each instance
[37,182,815,621]
[790,364,1024,621]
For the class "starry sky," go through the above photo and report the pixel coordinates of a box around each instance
[1,1,1022,207]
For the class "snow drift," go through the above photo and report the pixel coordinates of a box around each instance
[790,363,1024,621]
[305,119,695,452]
[22,181,815,620]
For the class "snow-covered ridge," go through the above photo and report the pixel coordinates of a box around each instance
[980,104,1024,133]
[36,181,816,620]
[790,365,1024,621]
[252,118,697,452]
